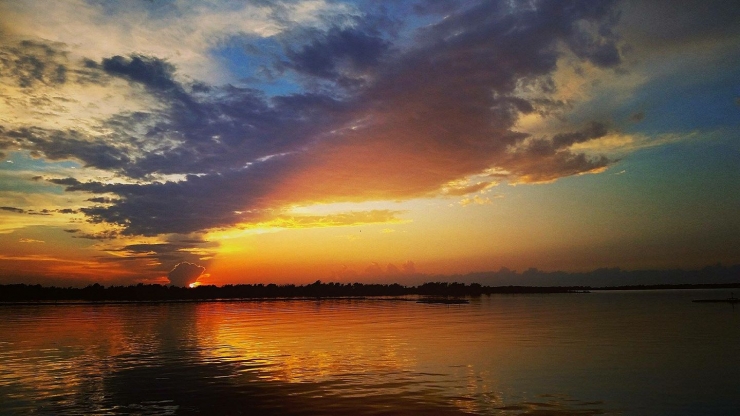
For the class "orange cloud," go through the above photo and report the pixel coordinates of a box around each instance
[242,210,408,230]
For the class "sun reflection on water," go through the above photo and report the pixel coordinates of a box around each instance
[3,292,738,414]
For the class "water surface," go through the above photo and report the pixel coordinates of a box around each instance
[1,290,739,415]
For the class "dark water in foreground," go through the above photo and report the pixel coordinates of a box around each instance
[1,290,739,415]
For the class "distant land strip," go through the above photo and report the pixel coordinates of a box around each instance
[1,281,740,303]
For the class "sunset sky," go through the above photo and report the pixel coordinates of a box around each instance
[1,0,738,286]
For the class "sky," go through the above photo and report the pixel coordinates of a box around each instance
[0,0,739,287]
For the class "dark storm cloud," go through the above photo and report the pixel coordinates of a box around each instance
[87,197,116,204]
[53,158,295,235]
[257,0,619,201]
[282,26,390,87]
[4,127,131,170]
[10,2,618,183]
[100,54,208,140]
[122,92,280,175]
[102,55,178,91]
[82,57,346,179]
[412,0,460,16]
[46,0,627,236]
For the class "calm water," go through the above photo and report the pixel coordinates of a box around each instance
[1,290,739,415]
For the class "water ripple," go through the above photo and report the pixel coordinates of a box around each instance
[1,292,739,414]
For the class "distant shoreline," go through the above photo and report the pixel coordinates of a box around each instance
[1,282,738,304]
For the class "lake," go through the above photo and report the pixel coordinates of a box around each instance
[1,289,739,415]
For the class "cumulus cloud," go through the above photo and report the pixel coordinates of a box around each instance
[167,262,205,287]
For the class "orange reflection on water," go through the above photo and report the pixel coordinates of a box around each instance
[191,300,419,386]
[0,304,166,409]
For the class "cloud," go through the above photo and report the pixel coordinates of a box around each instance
[250,210,407,229]
[27,1,629,237]
[1,0,350,84]
[54,166,280,235]
[10,0,735,246]
[4,127,132,171]
[1,206,25,213]
[507,152,610,184]
[413,0,461,16]
[442,181,497,197]
[108,239,217,273]
[0,40,69,88]
[257,1,622,198]
[167,262,205,287]
[101,55,179,91]
[551,122,609,149]
[0,205,57,216]
[72,230,119,240]
[459,195,492,207]
[19,238,44,243]
[282,25,390,88]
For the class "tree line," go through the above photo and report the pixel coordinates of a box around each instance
[2,281,738,302]
[0,281,588,302]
